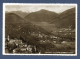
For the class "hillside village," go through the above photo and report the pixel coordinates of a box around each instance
[5,27,75,54]
[5,35,38,53]
[5,7,76,54]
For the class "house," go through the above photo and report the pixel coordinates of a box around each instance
[20,48,27,52]
[13,48,20,53]
[27,45,32,52]
[61,41,67,44]
[9,39,22,46]
[14,40,22,46]
[18,43,27,48]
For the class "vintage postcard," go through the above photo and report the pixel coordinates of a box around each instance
[3,3,77,56]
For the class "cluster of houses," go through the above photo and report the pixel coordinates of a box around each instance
[5,35,38,54]
[55,28,75,35]
[30,32,48,38]
[30,31,69,44]
[5,29,73,54]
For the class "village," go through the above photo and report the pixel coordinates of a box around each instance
[5,27,75,54]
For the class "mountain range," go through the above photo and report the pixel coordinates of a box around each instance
[6,11,29,18]
[24,9,58,22]
[5,7,76,38]
[5,12,52,39]
[24,8,75,31]
[53,8,75,28]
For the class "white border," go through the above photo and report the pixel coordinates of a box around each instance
[2,3,77,56]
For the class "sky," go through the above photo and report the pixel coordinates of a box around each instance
[5,4,76,13]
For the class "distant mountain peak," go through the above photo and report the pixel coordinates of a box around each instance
[5,13,25,23]
[24,9,58,22]
[39,9,49,12]
[37,9,55,13]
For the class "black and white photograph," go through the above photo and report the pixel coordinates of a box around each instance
[3,3,77,55]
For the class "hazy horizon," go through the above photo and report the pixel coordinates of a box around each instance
[5,4,76,13]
